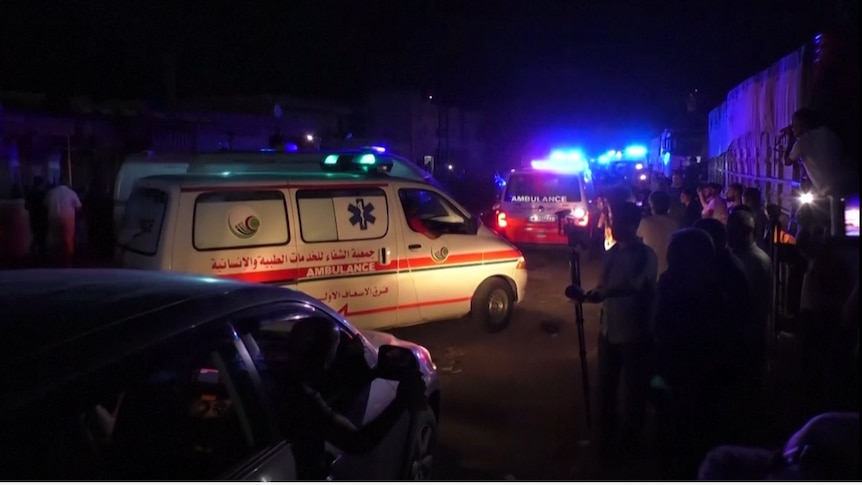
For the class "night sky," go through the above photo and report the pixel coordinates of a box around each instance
[0,0,846,143]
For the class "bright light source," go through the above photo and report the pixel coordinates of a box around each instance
[497,211,508,228]
[306,134,314,142]
[358,154,376,165]
[368,145,386,153]
[625,145,648,158]
[323,154,339,165]
[428,95,433,100]
[799,192,814,204]
[639,174,648,181]
[573,207,586,219]
[447,164,453,170]
[550,149,584,162]
[635,163,644,170]
[597,154,611,164]
[531,159,587,173]
[615,151,623,160]
[221,171,231,176]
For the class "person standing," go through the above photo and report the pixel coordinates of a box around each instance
[25,177,49,257]
[680,188,703,227]
[638,191,680,277]
[44,181,82,265]
[699,183,729,225]
[725,183,744,211]
[575,202,658,456]
[783,108,848,198]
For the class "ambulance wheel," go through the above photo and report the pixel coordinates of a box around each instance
[472,278,514,333]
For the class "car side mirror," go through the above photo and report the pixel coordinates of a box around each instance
[466,214,481,235]
[376,345,420,381]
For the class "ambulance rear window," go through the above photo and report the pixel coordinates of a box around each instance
[118,187,168,256]
[193,190,290,250]
[505,172,583,203]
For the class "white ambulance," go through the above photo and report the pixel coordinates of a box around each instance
[112,149,440,232]
[118,153,527,332]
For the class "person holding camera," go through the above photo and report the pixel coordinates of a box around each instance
[782,108,847,198]
[569,202,658,456]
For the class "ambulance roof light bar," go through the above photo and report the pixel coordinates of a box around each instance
[321,152,393,174]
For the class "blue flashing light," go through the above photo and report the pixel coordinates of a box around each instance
[531,158,588,174]
[368,145,386,153]
[323,154,339,165]
[259,147,277,152]
[624,145,647,158]
[358,154,377,165]
[662,152,671,165]
[597,154,612,164]
[549,149,585,163]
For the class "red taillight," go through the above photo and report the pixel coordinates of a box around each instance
[497,211,508,228]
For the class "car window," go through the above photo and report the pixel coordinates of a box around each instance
[193,190,290,251]
[0,338,271,481]
[236,304,373,429]
[399,188,472,236]
[504,172,583,203]
[118,187,168,255]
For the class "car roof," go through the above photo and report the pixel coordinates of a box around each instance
[0,269,317,407]
[138,171,423,188]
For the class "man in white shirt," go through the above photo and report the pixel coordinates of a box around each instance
[44,182,82,263]
[699,183,729,225]
[783,108,847,197]
[638,190,680,277]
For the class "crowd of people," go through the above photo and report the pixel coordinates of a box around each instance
[573,168,858,478]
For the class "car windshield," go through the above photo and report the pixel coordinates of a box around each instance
[505,173,582,203]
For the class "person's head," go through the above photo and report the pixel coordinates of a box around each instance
[667,228,716,274]
[742,187,762,209]
[708,182,723,198]
[285,316,341,382]
[791,108,820,137]
[694,217,728,251]
[671,171,684,188]
[769,412,860,480]
[610,201,642,243]
[727,183,744,202]
[681,187,696,205]
[648,190,672,215]
[727,207,756,248]
[766,203,782,221]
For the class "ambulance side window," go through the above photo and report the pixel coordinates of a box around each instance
[399,188,472,235]
[295,188,389,243]
[192,191,289,251]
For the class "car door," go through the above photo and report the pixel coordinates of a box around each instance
[0,323,297,481]
[292,185,400,330]
[233,301,409,480]
[397,186,484,322]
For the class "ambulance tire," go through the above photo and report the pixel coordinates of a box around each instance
[471,278,515,333]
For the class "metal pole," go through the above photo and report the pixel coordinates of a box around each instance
[66,134,73,186]
[570,247,592,428]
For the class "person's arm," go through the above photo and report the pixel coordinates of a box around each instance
[588,247,658,301]
[701,199,714,218]
[311,376,424,454]
[784,133,801,166]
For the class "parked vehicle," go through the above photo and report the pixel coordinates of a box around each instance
[0,269,440,481]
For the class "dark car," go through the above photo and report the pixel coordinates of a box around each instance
[0,269,440,481]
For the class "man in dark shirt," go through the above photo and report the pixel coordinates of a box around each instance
[575,202,658,455]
